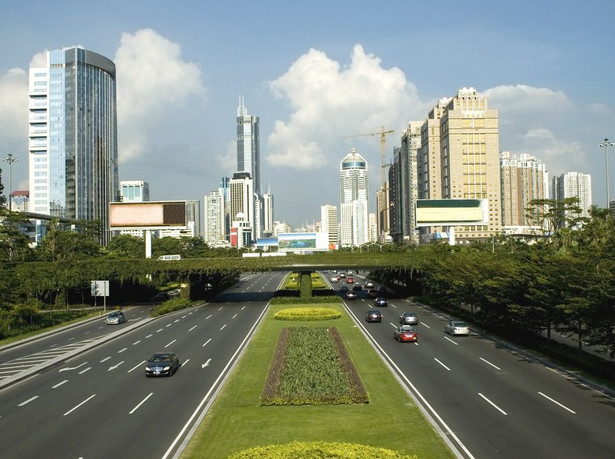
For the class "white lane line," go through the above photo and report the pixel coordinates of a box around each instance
[156,329,163,333]
[128,360,146,373]
[78,367,92,375]
[165,339,177,348]
[421,322,431,329]
[538,392,576,414]
[108,361,125,371]
[218,307,223,311]
[129,393,153,415]
[174,319,180,323]
[64,394,95,416]
[444,336,458,345]
[100,357,111,363]
[202,338,212,347]
[241,306,246,310]
[182,359,190,368]
[133,340,141,345]
[201,358,211,369]
[189,325,197,332]
[165,324,172,328]
[205,315,212,320]
[118,348,128,353]
[478,393,508,415]
[145,334,153,339]
[18,396,39,406]
[434,358,451,371]
[220,324,227,331]
[232,314,238,319]
[52,380,69,389]
[480,358,502,371]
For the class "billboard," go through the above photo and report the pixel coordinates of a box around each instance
[109,201,186,229]
[415,199,488,227]
[277,232,329,252]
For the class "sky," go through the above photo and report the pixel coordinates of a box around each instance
[1,0,614,229]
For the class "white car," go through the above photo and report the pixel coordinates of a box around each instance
[330,276,339,283]
[444,320,470,336]
[106,311,126,325]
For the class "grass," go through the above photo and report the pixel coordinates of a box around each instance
[181,302,455,458]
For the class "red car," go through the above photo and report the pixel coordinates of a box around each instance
[346,277,355,284]
[393,325,418,342]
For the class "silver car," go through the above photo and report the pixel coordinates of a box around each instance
[105,311,126,325]
[444,320,470,336]
[399,312,418,325]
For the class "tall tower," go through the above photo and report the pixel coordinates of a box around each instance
[339,149,369,247]
[236,97,261,196]
[203,191,226,246]
[320,204,339,250]
[229,172,254,244]
[28,46,118,244]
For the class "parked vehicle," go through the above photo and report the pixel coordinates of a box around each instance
[399,312,418,325]
[394,325,418,342]
[444,320,470,336]
[145,352,180,377]
[365,310,382,322]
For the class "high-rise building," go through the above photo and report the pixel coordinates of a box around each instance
[262,192,274,237]
[203,191,226,246]
[236,98,260,196]
[320,204,339,250]
[120,180,150,203]
[552,172,592,223]
[339,148,369,247]
[500,152,547,229]
[28,46,118,244]
[418,88,501,243]
[229,172,254,244]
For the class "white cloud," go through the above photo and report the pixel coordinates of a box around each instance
[484,84,572,116]
[114,28,205,163]
[266,44,425,170]
[522,128,586,174]
[0,68,28,152]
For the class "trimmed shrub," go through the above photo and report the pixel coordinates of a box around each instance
[274,307,341,321]
[151,297,192,317]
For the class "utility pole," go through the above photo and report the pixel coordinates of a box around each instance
[1,153,18,211]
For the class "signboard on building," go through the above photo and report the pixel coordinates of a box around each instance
[415,199,488,227]
[277,232,329,252]
[109,201,186,230]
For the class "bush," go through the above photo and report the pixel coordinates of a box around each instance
[151,297,192,317]
[274,307,342,321]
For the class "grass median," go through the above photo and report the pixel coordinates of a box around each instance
[181,302,454,458]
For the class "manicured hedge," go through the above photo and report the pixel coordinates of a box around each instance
[227,441,418,459]
[273,307,342,321]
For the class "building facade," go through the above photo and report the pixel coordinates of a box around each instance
[552,172,593,222]
[236,98,261,196]
[203,191,226,246]
[228,172,254,244]
[320,204,339,250]
[120,180,150,203]
[339,148,369,247]
[28,46,118,244]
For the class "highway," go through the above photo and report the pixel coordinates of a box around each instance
[341,274,615,459]
[0,272,285,459]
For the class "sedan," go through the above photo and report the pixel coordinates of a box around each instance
[345,290,357,300]
[394,325,418,342]
[330,276,339,283]
[145,352,180,377]
[365,281,375,288]
[444,320,470,336]
[365,310,382,322]
[367,289,379,299]
[374,297,388,307]
[352,283,362,291]
[346,277,355,284]
[399,312,418,325]
[105,311,126,325]
[339,285,349,293]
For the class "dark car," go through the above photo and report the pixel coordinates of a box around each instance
[367,288,379,298]
[105,311,126,325]
[352,283,362,291]
[374,297,388,307]
[365,310,382,322]
[340,285,349,293]
[376,286,387,295]
[346,290,357,300]
[145,352,180,377]
[399,312,419,325]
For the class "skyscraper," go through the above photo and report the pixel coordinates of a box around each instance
[229,172,254,244]
[552,172,592,222]
[203,191,226,246]
[236,98,260,196]
[320,204,339,250]
[28,46,118,243]
[340,148,369,247]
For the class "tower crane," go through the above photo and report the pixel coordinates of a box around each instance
[343,126,395,190]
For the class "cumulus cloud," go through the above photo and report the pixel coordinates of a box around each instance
[484,84,572,116]
[266,44,425,170]
[0,68,28,151]
[522,128,586,174]
[114,28,205,162]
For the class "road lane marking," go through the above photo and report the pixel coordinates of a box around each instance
[189,325,197,332]
[220,324,227,331]
[165,339,177,348]
[480,358,502,371]
[157,329,163,333]
[444,336,458,345]
[232,314,238,319]
[202,358,211,369]
[64,394,95,416]
[129,392,153,415]
[118,348,128,353]
[128,360,146,373]
[434,358,451,371]
[108,361,124,371]
[59,362,88,372]
[133,340,141,345]
[202,338,212,347]
[78,367,92,374]
[479,393,508,415]
[165,324,172,328]
[174,319,180,323]
[100,357,111,363]
[145,334,153,338]
[538,392,576,414]
[52,380,69,389]
[205,314,212,320]
[421,322,431,329]
[18,396,39,406]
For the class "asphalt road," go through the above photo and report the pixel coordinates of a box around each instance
[341,275,615,459]
[0,272,285,459]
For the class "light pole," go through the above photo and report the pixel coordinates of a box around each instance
[1,153,18,211]
[599,138,615,208]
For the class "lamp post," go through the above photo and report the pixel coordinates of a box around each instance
[1,153,18,211]
[599,138,615,209]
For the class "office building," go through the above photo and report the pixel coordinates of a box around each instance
[228,172,254,245]
[28,46,118,244]
[262,192,274,237]
[236,98,261,196]
[320,204,339,250]
[339,148,369,247]
[203,191,226,246]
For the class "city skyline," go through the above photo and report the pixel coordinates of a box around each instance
[1,1,614,228]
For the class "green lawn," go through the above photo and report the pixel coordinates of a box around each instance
[181,303,454,458]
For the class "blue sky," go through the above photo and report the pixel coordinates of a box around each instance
[1,0,614,228]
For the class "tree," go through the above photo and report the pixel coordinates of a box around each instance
[0,166,5,209]
[105,234,145,259]
[526,198,587,238]
[38,220,102,262]
[0,209,33,261]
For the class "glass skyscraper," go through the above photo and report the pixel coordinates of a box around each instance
[340,148,369,247]
[236,98,260,195]
[28,46,118,243]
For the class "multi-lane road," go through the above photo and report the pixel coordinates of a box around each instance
[1,271,615,458]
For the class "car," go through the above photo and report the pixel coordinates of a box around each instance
[374,297,388,307]
[399,312,419,325]
[365,309,382,322]
[445,320,470,336]
[346,277,355,284]
[367,288,379,298]
[352,283,362,291]
[394,325,418,342]
[365,281,375,288]
[345,290,357,300]
[339,273,346,278]
[330,276,339,283]
[105,311,126,325]
[376,285,387,294]
[145,352,180,377]
[339,285,349,293]
[150,291,169,302]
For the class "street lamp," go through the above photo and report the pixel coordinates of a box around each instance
[1,153,18,211]
[599,138,615,208]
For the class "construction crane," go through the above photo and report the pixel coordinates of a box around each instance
[343,126,395,190]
